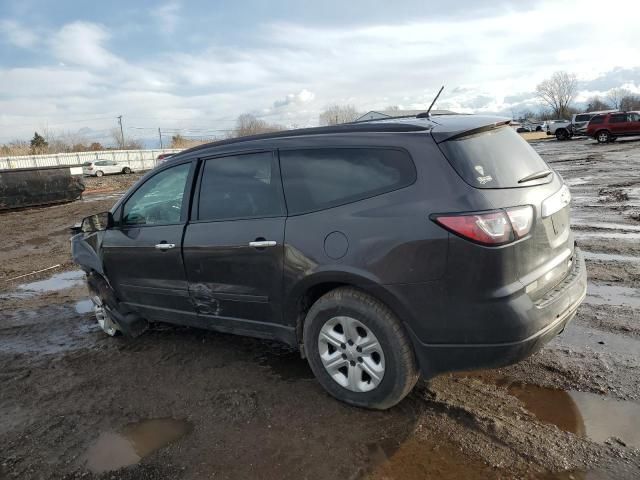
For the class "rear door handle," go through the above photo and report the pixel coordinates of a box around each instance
[155,243,176,250]
[249,240,277,248]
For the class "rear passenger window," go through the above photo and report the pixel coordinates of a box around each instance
[280,148,416,215]
[197,152,285,221]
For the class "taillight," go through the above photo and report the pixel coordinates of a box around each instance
[432,206,533,246]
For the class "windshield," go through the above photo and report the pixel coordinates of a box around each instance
[438,126,551,188]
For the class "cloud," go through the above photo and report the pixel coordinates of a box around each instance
[2,0,640,143]
[273,89,315,108]
[0,20,38,48]
[152,2,181,33]
[50,22,120,69]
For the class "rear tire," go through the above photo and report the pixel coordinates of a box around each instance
[555,129,569,141]
[122,167,132,174]
[95,170,104,177]
[596,130,610,143]
[303,287,419,410]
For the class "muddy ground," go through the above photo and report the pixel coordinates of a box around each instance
[1,138,639,479]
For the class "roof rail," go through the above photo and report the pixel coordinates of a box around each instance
[180,122,431,156]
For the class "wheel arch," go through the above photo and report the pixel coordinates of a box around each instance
[286,270,416,354]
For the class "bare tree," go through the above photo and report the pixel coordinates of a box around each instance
[230,113,283,138]
[110,127,125,149]
[535,71,578,119]
[0,139,30,156]
[620,94,640,111]
[318,105,360,126]
[607,88,630,110]
[585,96,610,112]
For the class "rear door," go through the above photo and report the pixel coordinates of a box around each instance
[182,151,287,333]
[101,161,197,321]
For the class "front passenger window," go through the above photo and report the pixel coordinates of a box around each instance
[122,163,191,226]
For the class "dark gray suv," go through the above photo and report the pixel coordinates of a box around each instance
[72,115,587,409]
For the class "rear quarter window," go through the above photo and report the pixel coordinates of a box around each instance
[280,148,416,215]
[575,114,591,122]
[438,126,550,189]
[589,116,605,125]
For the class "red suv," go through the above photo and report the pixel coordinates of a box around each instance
[586,111,640,143]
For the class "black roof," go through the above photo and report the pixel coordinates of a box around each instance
[177,114,511,158]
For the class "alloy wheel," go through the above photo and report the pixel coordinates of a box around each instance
[318,316,385,392]
[93,296,119,336]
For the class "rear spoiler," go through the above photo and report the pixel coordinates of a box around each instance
[430,116,511,143]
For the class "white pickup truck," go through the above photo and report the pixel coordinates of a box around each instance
[545,119,572,140]
[546,111,618,140]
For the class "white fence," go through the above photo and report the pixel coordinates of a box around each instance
[0,149,183,172]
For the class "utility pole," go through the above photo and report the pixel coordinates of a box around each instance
[158,128,163,149]
[117,115,124,148]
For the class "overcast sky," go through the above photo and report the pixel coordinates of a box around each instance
[1,0,639,145]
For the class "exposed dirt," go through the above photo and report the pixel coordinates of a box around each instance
[1,138,639,479]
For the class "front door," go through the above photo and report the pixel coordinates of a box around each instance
[102,161,196,323]
[182,151,289,339]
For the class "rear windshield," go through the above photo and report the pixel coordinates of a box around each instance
[438,126,550,189]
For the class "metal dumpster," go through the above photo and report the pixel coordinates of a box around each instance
[0,165,85,211]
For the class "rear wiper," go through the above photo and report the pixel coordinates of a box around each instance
[518,169,552,184]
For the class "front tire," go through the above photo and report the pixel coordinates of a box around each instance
[303,287,418,410]
[596,130,610,143]
[556,129,569,141]
[95,170,104,177]
[93,296,120,336]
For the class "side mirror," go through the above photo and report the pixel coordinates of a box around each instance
[81,211,114,233]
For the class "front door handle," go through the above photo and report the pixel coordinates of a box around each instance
[155,243,176,250]
[249,240,277,248]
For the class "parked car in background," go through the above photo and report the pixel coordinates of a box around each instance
[72,115,586,409]
[570,110,617,136]
[545,119,571,140]
[586,111,640,143]
[82,160,133,177]
[510,121,534,133]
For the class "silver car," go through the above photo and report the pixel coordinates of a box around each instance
[82,160,133,177]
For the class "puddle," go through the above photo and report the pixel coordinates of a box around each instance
[257,349,315,381]
[585,283,640,309]
[18,270,85,292]
[572,222,640,232]
[365,435,498,479]
[575,231,640,240]
[556,323,640,358]
[75,299,94,314]
[83,418,192,473]
[82,193,122,203]
[582,251,640,263]
[503,382,640,449]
